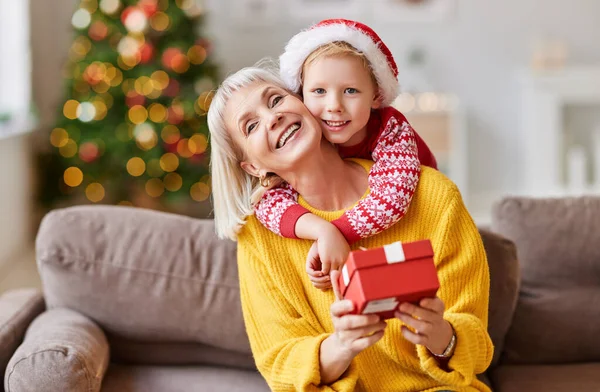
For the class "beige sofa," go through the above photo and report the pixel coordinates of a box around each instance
[1,196,599,391]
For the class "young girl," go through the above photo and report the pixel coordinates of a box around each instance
[255,19,438,287]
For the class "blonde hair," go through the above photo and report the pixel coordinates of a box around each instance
[207,61,287,240]
[302,41,378,88]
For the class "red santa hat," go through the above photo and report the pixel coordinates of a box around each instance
[279,19,400,106]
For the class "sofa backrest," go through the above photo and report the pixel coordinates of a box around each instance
[478,228,520,369]
[35,205,521,371]
[36,206,254,368]
[492,196,600,364]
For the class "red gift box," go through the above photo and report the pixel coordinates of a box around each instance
[338,239,440,320]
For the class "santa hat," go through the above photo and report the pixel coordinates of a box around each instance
[279,19,399,106]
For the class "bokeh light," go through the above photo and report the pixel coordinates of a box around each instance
[164,172,183,191]
[189,133,207,154]
[145,178,165,197]
[134,123,158,150]
[63,100,80,120]
[176,138,194,158]
[72,9,92,30]
[86,183,105,202]
[187,45,207,65]
[190,181,210,202]
[77,102,97,122]
[128,105,148,124]
[63,167,84,187]
[50,128,69,148]
[59,139,78,158]
[99,0,121,14]
[126,157,146,176]
[159,153,179,172]
[150,12,170,31]
[161,125,180,144]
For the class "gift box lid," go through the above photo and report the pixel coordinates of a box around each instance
[340,239,434,296]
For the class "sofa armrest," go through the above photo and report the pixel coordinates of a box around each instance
[4,308,109,392]
[0,289,45,383]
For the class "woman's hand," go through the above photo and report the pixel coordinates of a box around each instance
[394,297,454,356]
[305,225,350,290]
[319,270,387,384]
[329,270,387,359]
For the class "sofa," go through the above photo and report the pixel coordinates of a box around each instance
[1,196,599,391]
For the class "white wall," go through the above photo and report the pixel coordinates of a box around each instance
[30,0,600,217]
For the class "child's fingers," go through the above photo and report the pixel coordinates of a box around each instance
[306,265,324,277]
[309,274,331,284]
[320,262,331,276]
[330,270,342,301]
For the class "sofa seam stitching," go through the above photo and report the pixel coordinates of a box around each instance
[6,348,95,392]
[38,252,240,289]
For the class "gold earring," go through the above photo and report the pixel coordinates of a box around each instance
[259,174,270,188]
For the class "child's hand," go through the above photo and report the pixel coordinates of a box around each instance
[305,226,350,291]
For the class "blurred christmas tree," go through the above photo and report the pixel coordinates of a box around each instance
[38,0,218,217]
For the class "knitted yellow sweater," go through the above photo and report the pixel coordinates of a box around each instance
[237,161,493,392]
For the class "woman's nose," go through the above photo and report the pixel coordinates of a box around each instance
[268,112,283,130]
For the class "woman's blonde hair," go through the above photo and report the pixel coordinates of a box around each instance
[207,61,287,240]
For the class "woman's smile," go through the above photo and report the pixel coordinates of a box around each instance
[276,122,302,149]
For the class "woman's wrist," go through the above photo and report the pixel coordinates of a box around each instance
[427,321,455,357]
[319,334,354,385]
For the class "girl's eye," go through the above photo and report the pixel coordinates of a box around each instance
[271,95,282,107]
[345,88,358,94]
[247,122,257,134]
[314,88,326,94]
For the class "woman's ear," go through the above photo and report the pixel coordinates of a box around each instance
[240,161,261,179]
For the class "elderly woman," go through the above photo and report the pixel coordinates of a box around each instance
[207,65,493,392]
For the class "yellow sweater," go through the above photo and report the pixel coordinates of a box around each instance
[237,161,493,392]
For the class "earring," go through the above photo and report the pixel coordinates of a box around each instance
[259,174,270,188]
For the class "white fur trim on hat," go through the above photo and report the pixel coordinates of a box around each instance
[279,23,399,106]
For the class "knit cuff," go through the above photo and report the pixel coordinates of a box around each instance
[417,313,493,389]
[331,215,361,244]
[280,205,311,239]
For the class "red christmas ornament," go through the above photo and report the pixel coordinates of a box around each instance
[126,93,146,108]
[139,42,155,64]
[79,142,100,163]
[139,0,158,17]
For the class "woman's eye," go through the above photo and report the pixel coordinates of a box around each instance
[271,95,282,107]
[314,88,326,94]
[247,122,257,134]
[345,88,358,94]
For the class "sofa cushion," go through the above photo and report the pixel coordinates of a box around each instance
[490,363,600,392]
[108,336,256,370]
[35,206,251,358]
[491,196,600,364]
[101,364,269,392]
[0,289,45,384]
[5,308,109,392]
[478,229,520,368]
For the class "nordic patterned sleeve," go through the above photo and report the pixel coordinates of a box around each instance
[331,116,421,244]
[254,182,311,239]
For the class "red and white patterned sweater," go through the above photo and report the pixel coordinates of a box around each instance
[254,107,438,244]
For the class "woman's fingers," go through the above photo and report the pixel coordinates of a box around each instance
[395,311,432,336]
[350,329,385,352]
[401,325,427,345]
[398,302,439,322]
[330,299,354,317]
[419,297,445,314]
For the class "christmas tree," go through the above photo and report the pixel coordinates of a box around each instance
[38,0,219,217]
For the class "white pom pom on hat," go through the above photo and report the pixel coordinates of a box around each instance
[279,18,400,107]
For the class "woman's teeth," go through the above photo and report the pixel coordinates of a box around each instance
[325,120,349,127]
[277,123,300,148]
